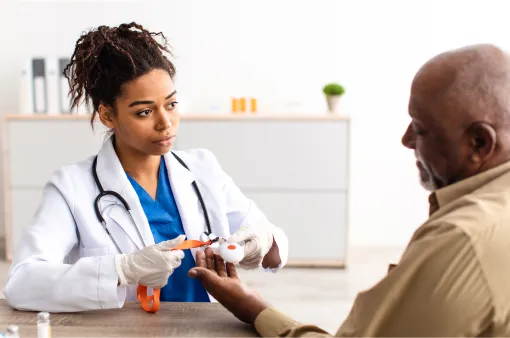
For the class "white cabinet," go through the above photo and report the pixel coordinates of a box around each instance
[175,120,348,191]
[244,191,347,262]
[3,115,350,267]
[7,119,107,188]
[3,117,108,260]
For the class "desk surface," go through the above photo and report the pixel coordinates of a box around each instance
[0,300,258,337]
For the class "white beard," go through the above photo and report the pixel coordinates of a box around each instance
[419,175,437,192]
[416,159,438,192]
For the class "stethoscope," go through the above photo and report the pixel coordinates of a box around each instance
[92,152,214,253]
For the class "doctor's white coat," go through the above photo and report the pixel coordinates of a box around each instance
[3,137,288,312]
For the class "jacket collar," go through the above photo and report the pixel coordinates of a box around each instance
[428,160,510,215]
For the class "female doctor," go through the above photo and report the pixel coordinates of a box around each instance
[4,22,288,313]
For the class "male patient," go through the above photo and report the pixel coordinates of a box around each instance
[188,43,510,337]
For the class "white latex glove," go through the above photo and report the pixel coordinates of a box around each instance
[227,220,275,269]
[115,235,186,289]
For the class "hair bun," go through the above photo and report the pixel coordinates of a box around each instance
[63,22,176,129]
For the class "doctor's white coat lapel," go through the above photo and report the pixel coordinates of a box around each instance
[164,153,201,245]
[164,152,228,247]
[95,138,154,251]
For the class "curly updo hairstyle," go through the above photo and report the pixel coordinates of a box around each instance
[63,22,176,128]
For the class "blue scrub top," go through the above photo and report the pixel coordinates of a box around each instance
[126,157,210,302]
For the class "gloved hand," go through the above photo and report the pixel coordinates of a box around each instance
[115,235,186,289]
[227,220,275,269]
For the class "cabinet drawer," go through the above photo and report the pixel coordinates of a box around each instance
[7,188,44,259]
[244,190,347,263]
[177,120,349,191]
[7,120,106,188]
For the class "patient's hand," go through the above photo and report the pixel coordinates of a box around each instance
[188,247,269,324]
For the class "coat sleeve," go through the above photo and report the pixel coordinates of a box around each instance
[3,169,126,312]
[204,149,289,271]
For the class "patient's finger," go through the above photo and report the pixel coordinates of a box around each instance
[195,250,207,268]
[205,247,216,271]
[214,254,227,278]
[226,262,238,279]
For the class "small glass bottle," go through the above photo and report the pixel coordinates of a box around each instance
[37,312,51,338]
[5,325,19,338]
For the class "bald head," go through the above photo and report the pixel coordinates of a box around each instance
[403,44,510,191]
[412,43,510,129]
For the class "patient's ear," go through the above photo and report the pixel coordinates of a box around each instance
[466,122,497,163]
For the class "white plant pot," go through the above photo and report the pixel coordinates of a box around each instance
[326,95,342,114]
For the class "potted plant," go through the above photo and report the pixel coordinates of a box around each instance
[322,83,345,114]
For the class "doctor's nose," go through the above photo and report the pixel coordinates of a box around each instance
[155,111,172,131]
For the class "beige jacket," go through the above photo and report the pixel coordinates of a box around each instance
[255,162,510,336]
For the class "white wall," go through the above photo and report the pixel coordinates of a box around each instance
[0,0,509,247]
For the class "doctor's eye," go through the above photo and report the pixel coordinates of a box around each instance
[137,109,152,117]
[166,101,178,110]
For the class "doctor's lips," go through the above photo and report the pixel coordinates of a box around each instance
[153,134,175,147]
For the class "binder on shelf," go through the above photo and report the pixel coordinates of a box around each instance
[45,57,59,115]
[59,58,71,114]
[19,59,34,115]
[32,58,47,114]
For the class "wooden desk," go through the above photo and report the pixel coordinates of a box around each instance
[0,300,258,337]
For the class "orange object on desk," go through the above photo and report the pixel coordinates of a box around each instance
[137,239,212,313]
